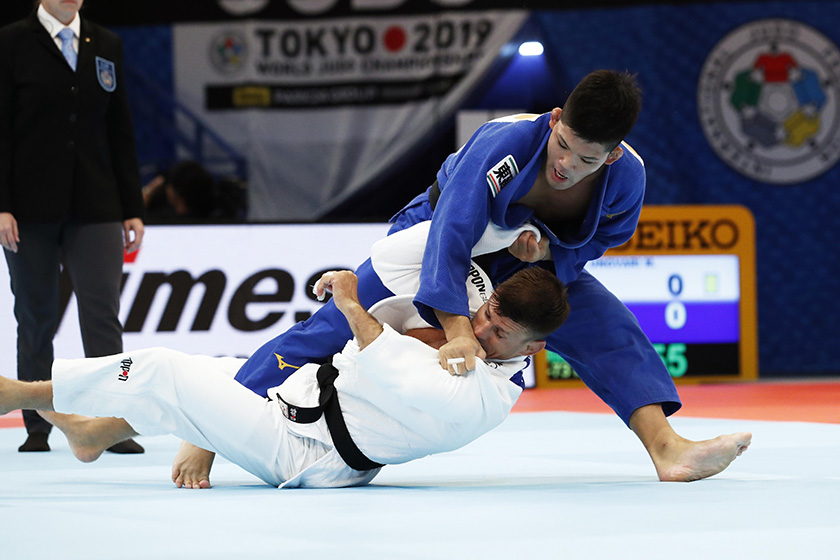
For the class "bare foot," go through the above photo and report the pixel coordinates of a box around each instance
[654,431,752,482]
[39,411,136,463]
[172,441,215,489]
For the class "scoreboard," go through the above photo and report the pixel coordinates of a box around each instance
[535,205,757,386]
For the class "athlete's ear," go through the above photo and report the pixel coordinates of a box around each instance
[549,107,562,128]
[604,145,624,166]
[520,339,546,357]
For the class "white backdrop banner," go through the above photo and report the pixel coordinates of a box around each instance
[173,10,528,220]
[0,224,390,377]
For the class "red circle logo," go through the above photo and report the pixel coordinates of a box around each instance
[383,26,407,52]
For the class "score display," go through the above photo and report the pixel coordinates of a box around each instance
[535,205,757,386]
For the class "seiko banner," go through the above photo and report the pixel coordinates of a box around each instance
[173,10,527,221]
[0,224,389,377]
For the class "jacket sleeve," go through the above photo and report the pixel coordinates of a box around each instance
[414,153,493,322]
[413,119,538,323]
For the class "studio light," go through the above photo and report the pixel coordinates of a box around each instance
[518,41,544,56]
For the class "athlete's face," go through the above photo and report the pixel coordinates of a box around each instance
[41,0,83,25]
[543,108,623,191]
[471,297,545,360]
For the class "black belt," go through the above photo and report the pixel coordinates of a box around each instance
[428,179,441,210]
[274,363,384,472]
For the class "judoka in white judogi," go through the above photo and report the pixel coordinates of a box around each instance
[43,222,558,488]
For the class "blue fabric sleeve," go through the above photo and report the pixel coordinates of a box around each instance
[413,172,491,322]
[413,117,549,324]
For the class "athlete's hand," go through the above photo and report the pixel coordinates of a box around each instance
[316,270,384,350]
[508,230,549,262]
[0,212,20,253]
[438,334,486,375]
[435,311,485,374]
[314,270,360,313]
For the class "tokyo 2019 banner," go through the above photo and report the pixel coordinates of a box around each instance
[173,9,527,220]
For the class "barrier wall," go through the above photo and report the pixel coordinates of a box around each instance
[0,224,387,378]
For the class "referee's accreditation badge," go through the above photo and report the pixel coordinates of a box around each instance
[486,155,519,197]
[96,56,117,92]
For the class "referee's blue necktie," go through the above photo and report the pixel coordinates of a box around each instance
[57,28,77,71]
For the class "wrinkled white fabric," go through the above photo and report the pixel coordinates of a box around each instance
[370,219,539,299]
[52,313,524,489]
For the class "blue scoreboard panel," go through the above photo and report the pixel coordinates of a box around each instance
[535,205,757,386]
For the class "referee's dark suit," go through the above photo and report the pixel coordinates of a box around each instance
[0,8,145,451]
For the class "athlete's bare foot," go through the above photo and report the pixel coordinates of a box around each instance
[172,441,215,489]
[630,404,752,482]
[38,411,138,463]
[652,431,752,482]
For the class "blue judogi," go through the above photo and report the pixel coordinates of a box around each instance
[236,113,681,425]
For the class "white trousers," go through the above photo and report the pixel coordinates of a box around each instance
[51,348,330,486]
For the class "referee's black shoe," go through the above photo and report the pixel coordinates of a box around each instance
[18,432,50,452]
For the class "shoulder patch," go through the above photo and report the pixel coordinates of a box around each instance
[486,155,519,197]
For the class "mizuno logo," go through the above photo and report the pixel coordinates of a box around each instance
[275,354,301,371]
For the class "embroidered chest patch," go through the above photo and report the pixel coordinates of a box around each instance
[96,56,116,92]
[486,155,519,197]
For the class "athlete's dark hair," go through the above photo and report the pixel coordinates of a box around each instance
[492,267,569,340]
[560,69,642,150]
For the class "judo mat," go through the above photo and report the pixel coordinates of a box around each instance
[1,380,838,560]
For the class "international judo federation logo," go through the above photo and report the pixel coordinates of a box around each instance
[698,19,840,184]
[209,30,248,74]
[95,56,116,92]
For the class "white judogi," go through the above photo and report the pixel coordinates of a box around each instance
[51,301,525,488]
[51,219,538,488]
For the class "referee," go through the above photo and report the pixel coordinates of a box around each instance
[0,0,145,453]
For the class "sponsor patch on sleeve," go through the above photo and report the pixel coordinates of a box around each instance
[486,155,519,197]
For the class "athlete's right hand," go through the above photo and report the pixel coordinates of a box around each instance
[438,334,486,375]
[0,212,19,253]
[508,230,549,262]
[434,311,485,374]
